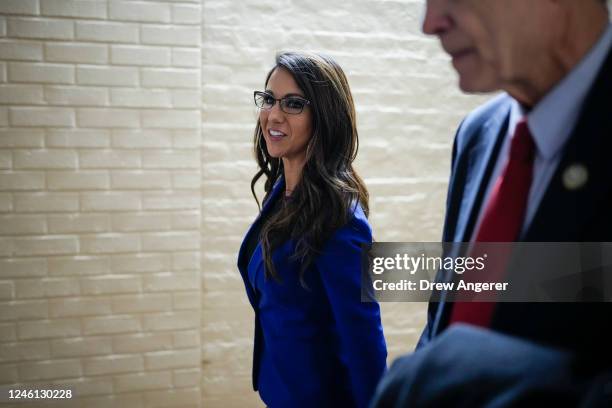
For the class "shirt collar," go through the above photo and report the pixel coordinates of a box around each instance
[520,23,612,160]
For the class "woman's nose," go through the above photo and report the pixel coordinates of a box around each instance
[267,101,285,123]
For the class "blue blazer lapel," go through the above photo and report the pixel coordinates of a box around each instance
[237,177,285,306]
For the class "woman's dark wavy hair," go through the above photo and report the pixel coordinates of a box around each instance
[251,51,369,284]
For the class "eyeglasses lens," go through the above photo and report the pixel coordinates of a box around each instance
[254,92,306,114]
[281,98,305,114]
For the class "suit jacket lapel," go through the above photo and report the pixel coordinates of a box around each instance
[455,110,510,242]
[237,177,285,306]
[432,102,510,336]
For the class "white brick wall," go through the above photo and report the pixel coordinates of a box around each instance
[1,0,202,407]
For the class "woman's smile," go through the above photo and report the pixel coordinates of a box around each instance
[267,128,288,142]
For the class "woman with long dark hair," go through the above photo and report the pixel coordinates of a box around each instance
[237,51,387,407]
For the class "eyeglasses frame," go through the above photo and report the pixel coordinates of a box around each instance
[253,91,311,115]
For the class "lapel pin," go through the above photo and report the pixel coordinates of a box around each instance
[562,163,588,191]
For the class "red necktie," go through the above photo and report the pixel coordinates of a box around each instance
[450,118,536,326]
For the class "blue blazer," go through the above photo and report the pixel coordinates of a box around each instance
[237,178,387,408]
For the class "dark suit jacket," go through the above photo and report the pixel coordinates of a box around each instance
[372,45,612,407]
[238,178,387,408]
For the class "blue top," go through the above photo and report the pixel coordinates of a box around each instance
[237,177,387,408]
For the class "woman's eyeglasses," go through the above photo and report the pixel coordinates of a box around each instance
[254,91,310,115]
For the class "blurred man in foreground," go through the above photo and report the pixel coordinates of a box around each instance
[372,1,612,406]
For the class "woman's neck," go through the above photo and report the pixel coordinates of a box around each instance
[282,156,306,195]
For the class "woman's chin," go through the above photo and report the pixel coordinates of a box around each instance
[267,150,284,159]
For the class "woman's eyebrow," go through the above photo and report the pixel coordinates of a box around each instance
[264,90,305,98]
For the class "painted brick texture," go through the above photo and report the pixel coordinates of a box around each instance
[1,0,202,407]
